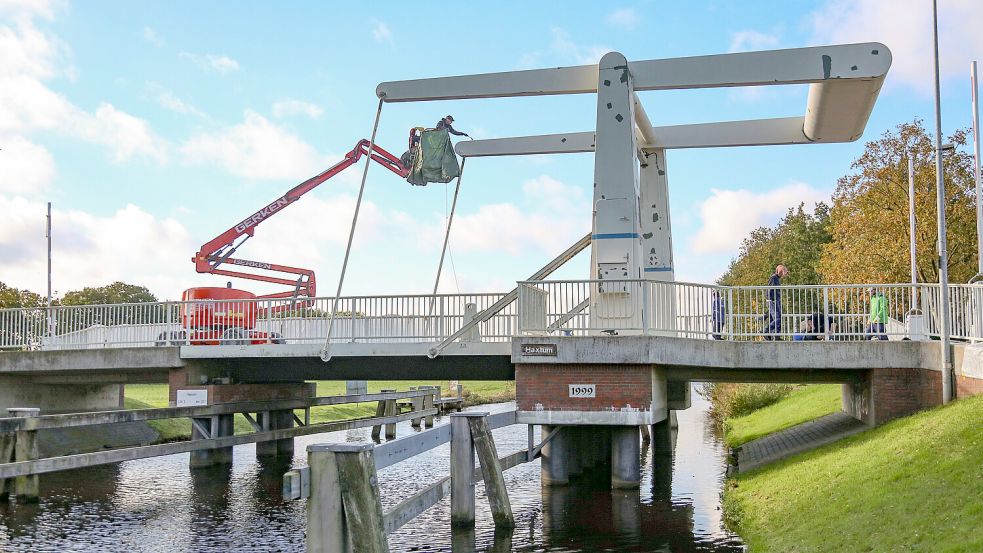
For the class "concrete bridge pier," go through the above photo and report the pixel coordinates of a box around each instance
[610,426,641,489]
[190,414,234,468]
[255,410,295,458]
[540,425,569,486]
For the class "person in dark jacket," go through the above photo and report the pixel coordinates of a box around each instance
[436,115,470,137]
[711,290,726,340]
[765,264,789,340]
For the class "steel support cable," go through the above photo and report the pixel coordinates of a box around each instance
[427,158,467,333]
[320,97,385,362]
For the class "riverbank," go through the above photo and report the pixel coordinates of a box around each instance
[724,393,983,552]
[125,381,515,442]
[724,384,841,448]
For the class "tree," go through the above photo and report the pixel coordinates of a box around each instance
[718,203,832,286]
[819,120,979,284]
[0,282,45,309]
[61,282,158,305]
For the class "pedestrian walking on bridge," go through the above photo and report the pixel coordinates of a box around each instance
[765,264,789,340]
[866,287,889,340]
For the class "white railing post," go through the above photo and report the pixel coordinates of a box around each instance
[727,287,734,340]
[641,281,650,335]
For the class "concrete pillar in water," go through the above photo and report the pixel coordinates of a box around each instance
[540,425,569,486]
[567,426,582,478]
[9,407,40,502]
[651,412,674,455]
[610,425,640,489]
[256,410,294,458]
[190,414,234,468]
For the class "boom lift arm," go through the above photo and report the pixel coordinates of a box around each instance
[192,139,408,299]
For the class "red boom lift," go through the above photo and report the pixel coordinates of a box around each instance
[162,139,409,346]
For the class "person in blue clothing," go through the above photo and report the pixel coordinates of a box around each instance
[765,264,789,340]
[436,115,470,138]
[711,290,726,339]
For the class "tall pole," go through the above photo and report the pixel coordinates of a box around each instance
[932,0,953,404]
[908,154,918,310]
[972,61,982,279]
[46,202,52,338]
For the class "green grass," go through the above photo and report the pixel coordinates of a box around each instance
[724,384,842,448]
[125,381,515,441]
[724,393,983,552]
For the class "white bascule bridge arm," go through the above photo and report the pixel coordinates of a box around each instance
[375,42,891,336]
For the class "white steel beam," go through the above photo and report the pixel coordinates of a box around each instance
[456,117,814,157]
[377,43,889,100]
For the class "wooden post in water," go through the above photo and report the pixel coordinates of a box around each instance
[422,386,436,427]
[0,430,14,501]
[9,408,40,502]
[307,444,349,553]
[371,389,395,441]
[467,416,515,528]
[410,388,424,429]
[383,396,398,440]
[334,444,389,553]
[450,412,479,527]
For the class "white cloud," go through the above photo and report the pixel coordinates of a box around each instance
[809,0,983,94]
[0,135,55,194]
[180,52,239,75]
[142,26,163,47]
[729,29,779,53]
[606,8,639,30]
[370,19,393,46]
[158,90,204,117]
[179,110,330,180]
[519,27,612,68]
[0,7,168,163]
[550,27,611,65]
[272,98,324,119]
[0,195,197,298]
[691,181,829,254]
[419,175,590,257]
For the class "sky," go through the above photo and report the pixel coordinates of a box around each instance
[1,0,982,300]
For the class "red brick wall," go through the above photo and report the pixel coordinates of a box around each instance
[871,368,942,423]
[515,363,653,412]
[956,375,983,398]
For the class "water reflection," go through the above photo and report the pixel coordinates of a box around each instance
[0,391,744,552]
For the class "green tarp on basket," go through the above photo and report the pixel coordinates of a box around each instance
[406,128,460,186]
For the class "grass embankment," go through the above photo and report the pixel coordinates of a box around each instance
[126,381,515,442]
[724,393,983,552]
[724,384,841,448]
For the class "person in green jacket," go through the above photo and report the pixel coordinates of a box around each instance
[866,287,888,340]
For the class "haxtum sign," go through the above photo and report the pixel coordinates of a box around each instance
[235,197,291,234]
[521,343,557,356]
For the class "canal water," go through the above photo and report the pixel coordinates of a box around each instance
[0,388,744,552]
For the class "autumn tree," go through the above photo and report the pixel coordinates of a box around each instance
[0,282,46,309]
[819,120,979,284]
[718,203,832,286]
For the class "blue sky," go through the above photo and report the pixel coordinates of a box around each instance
[1,0,981,299]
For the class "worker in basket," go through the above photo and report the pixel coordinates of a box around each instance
[403,115,469,186]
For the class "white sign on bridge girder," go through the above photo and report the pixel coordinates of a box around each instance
[176,389,208,407]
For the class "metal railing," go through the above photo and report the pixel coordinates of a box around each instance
[5,280,983,351]
[517,279,983,342]
[0,292,516,351]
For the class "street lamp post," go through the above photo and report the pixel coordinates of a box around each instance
[931,0,953,404]
[908,154,918,310]
[972,61,983,281]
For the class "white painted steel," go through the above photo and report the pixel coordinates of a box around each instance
[515,279,983,343]
[378,43,890,143]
